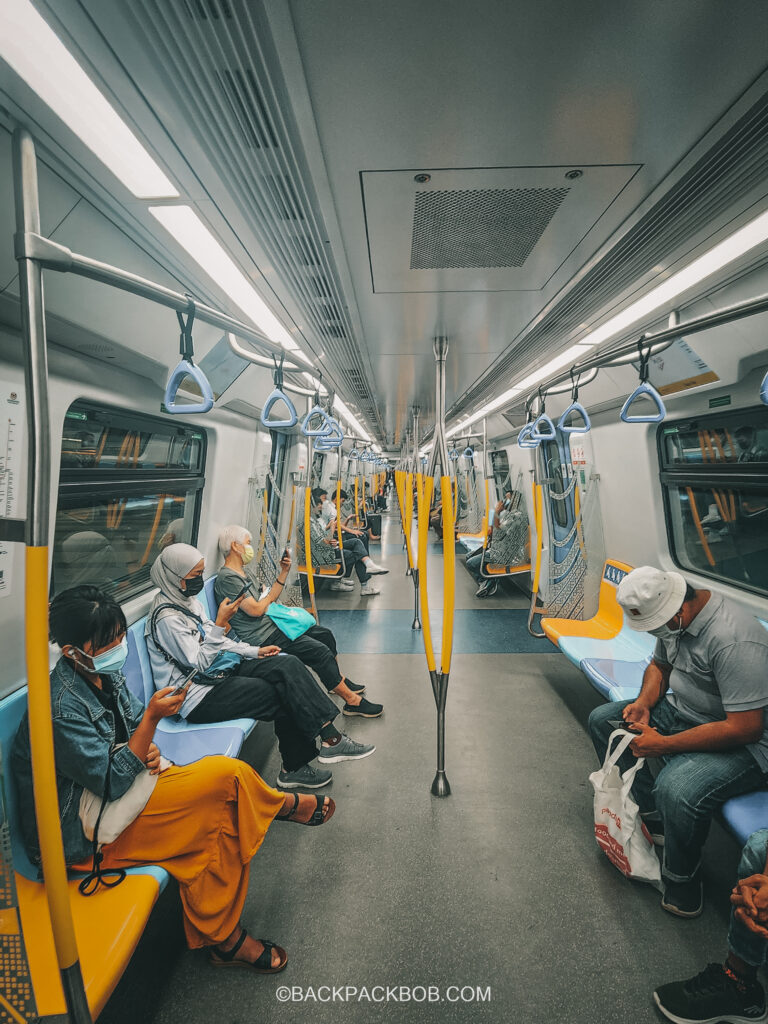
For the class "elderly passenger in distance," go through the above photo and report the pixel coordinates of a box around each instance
[588,566,768,918]
[11,586,336,974]
[466,490,528,598]
[215,525,383,718]
[146,544,375,790]
[309,488,382,596]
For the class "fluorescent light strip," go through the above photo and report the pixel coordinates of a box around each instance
[1,0,177,198]
[333,395,371,442]
[581,208,768,349]
[149,206,311,361]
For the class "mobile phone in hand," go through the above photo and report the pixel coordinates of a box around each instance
[609,718,638,731]
[233,578,255,601]
[171,668,197,696]
[282,547,291,560]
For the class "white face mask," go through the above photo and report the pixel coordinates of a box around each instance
[649,613,685,659]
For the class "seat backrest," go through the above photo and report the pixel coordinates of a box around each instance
[201,576,216,620]
[0,687,43,879]
[125,618,155,706]
[595,559,636,637]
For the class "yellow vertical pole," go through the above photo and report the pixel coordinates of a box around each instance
[303,486,318,619]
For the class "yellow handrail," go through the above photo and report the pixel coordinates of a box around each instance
[532,482,544,595]
[335,480,343,549]
[416,472,436,673]
[303,486,318,618]
[440,475,456,672]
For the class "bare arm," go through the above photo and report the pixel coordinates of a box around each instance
[622,659,671,726]
[630,708,764,757]
[232,555,291,618]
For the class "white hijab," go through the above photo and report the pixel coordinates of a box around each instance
[149,543,204,614]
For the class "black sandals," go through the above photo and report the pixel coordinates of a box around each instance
[209,928,288,974]
[277,791,336,826]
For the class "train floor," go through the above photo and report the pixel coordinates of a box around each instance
[101,507,746,1024]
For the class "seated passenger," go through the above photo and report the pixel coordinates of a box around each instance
[654,828,768,1024]
[315,487,387,567]
[588,566,768,918]
[147,544,375,789]
[11,586,335,973]
[215,525,383,719]
[309,488,383,596]
[59,530,122,591]
[466,491,528,598]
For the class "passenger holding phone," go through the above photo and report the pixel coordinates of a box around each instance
[147,544,375,792]
[216,526,383,726]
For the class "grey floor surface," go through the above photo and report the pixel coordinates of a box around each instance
[99,510,746,1024]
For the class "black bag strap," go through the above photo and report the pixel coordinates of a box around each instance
[78,749,127,896]
[148,602,204,675]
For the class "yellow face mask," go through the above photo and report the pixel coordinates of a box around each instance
[242,543,255,565]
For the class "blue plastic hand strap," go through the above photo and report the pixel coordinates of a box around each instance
[164,359,214,415]
[517,424,539,449]
[761,369,768,406]
[449,448,460,461]
[463,447,474,459]
[557,401,591,434]
[620,381,666,423]
[301,405,333,437]
[261,388,298,428]
[348,449,359,460]
[530,413,557,441]
[314,418,343,450]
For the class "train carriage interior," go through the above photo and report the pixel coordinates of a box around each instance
[1,1,768,1022]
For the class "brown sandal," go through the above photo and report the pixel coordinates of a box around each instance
[209,928,287,974]
[276,792,335,826]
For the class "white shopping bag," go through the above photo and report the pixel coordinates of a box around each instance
[589,728,662,890]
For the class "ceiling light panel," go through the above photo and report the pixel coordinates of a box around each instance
[0,0,178,198]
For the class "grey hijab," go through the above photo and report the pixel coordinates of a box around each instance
[149,543,204,614]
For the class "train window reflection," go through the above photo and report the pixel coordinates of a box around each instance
[659,406,768,597]
[54,401,206,599]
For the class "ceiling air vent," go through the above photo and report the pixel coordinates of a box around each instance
[265,174,304,220]
[325,324,347,340]
[346,369,370,399]
[410,186,569,269]
[217,69,278,149]
[183,0,232,21]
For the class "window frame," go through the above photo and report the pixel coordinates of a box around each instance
[657,405,768,598]
[54,399,207,601]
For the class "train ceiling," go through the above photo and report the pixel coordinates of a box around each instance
[1,1,768,447]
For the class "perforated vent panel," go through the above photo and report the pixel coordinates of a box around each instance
[410,186,569,269]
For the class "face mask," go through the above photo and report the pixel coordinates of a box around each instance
[183,575,205,596]
[241,544,254,565]
[649,613,685,659]
[73,637,129,675]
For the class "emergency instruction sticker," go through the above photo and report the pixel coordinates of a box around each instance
[634,338,719,396]
[0,382,24,598]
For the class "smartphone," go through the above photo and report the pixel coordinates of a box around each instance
[282,547,291,560]
[232,578,255,602]
[171,667,197,696]
[608,718,637,731]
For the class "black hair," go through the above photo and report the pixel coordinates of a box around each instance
[311,487,327,503]
[339,489,348,500]
[49,585,127,652]
[683,583,696,604]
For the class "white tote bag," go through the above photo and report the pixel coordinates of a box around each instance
[79,745,170,847]
[589,728,662,890]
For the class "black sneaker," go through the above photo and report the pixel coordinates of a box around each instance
[345,681,366,695]
[661,873,704,918]
[653,962,768,1024]
[342,697,383,718]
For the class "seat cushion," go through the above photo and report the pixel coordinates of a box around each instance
[721,791,768,847]
[580,657,649,702]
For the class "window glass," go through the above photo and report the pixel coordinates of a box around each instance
[54,401,206,600]
[658,406,768,596]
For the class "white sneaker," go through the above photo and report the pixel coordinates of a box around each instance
[330,579,354,591]
[360,580,381,596]
[365,561,389,575]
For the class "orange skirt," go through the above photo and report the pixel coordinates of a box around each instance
[77,756,284,948]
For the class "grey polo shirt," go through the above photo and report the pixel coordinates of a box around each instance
[214,567,277,646]
[657,592,768,771]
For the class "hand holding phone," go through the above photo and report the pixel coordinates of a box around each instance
[233,578,255,602]
[608,718,638,731]
[171,667,197,696]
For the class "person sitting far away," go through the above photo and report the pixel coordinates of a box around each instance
[465,490,528,598]
[146,544,375,790]
[588,566,768,919]
[309,488,383,596]
[654,828,768,1024]
[11,586,337,975]
[215,526,383,720]
[317,487,387,567]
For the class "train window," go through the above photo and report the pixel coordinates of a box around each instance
[52,401,207,600]
[658,406,768,596]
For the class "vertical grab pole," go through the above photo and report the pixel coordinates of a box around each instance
[410,407,421,630]
[303,485,318,621]
[13,127,92,1022]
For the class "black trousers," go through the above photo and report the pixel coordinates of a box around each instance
[186,654,337,772]
[339,537,370,582]
[263,624,343,692]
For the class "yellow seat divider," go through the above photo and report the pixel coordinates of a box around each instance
[17,871,160,1019]
[540,558,635,644]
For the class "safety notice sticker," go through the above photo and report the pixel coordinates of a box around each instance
[634,338,719,396]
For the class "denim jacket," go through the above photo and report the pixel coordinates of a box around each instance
[11,656,147,867]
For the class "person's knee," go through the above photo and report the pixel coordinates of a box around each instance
[587,702,616,740]
[739,829,768,877]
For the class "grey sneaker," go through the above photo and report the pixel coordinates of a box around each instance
[277,763,333,789]
[317,734,376,764]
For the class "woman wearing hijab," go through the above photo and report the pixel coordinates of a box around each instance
[12,585,335,974]
[59,530,122,590]
[146,544,375,790]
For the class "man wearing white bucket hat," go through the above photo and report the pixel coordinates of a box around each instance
[588,565,768,920]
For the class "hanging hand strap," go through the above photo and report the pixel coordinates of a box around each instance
[760,368,768,406]
[164,301,215,415]
[530,413,557,441]
[620,340,666,423]
[517,423,539,449]
[558,369,591,433]
[261,354,298,428]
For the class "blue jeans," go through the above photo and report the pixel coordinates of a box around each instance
[465,551,483,583]
[729,830,768,966]
[588,698,768,883]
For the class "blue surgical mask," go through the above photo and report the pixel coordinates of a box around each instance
[74,637,129,675]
